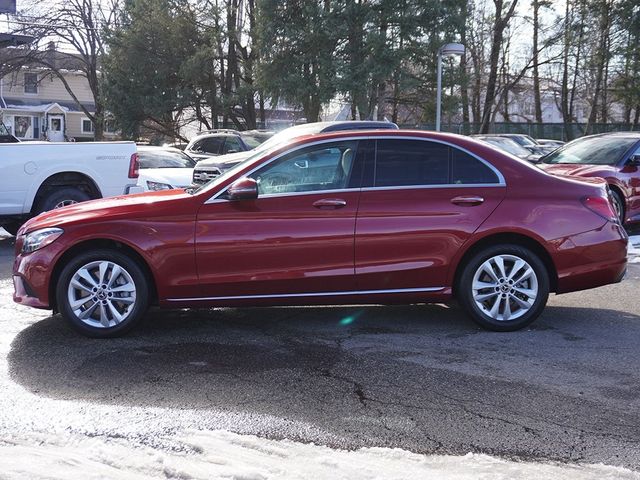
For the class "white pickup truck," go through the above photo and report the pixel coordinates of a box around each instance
[0,141,142,235]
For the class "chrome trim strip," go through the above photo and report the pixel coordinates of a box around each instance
[166,286,445,302]
[204,135,506,204]
[360,184,505,192]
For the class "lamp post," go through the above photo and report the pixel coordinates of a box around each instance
[436,42,465,132]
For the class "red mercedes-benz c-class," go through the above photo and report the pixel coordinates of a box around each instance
[13,128,628,337]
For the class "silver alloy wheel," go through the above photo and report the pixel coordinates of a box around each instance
[471,254,538,322]
[54,199,79,209]
[67,260,137,328]
[612,195,622,221]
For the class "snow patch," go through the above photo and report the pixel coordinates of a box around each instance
[1,430,639,480]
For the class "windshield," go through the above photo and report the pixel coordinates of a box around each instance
[240,132,275,149]
[542,136,638,165]
[481,137,530,156]
[138,150,196,168]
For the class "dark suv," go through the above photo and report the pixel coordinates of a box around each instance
[191,121,399,186]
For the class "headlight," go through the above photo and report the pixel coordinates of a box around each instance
[22,227,63,254]
[147,181,173,191]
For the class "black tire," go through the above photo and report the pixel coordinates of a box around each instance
[36,187,91,214]
[610,190,625,224]
[56,249,149,338]
[1,221,22,236]
[458,244,550,332]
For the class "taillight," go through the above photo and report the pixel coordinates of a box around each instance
[581,196,617,222]
[128,153,139,179]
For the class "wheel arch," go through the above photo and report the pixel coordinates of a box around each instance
[29,172,102,214]
[49,238,158,311]
[452,232,558,296]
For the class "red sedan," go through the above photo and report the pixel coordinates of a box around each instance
[538,132,640,226]
[13,129,628,337]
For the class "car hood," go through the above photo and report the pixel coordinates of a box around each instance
[138,168,194,188]
[538,163,614,177]
[21,189,188,233]
[195,150,252,169]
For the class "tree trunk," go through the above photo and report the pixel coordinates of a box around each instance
[532,0,543,137]
[479,0,519,134]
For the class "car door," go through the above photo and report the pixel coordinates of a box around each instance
[354,138,506,292]
[195,139,363,298]
[621,144,640,221]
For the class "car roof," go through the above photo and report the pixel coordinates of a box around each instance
[580,131,640,140]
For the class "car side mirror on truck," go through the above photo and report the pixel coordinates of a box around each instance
[227,177,258,200]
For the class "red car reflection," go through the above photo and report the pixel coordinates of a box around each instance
[13,128,628,337]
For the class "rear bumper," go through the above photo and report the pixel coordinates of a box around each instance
[553,221,628,294]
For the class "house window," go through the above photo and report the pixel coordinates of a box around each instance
[81,119,94,133]
[24,73,38,94]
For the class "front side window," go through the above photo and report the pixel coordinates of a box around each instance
[375,139,449,187]
[222,136,243,154]
[251,141,358,195]
[24,73,38,94]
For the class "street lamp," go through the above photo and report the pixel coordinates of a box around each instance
[436,42,465,132]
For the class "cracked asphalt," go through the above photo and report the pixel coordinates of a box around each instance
[1,230,639,469]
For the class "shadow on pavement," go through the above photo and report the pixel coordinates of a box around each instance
[8,303,640,410]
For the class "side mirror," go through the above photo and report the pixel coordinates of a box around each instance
[227,177,258,200]
[628,154,640,167]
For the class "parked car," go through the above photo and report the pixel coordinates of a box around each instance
[536,139,565,149]
[0,141,141,235]
[162,142,189,151]
[192,121,399,186]
[538,132,640,225]
[184,129,275,161]
[490,134,555,155]
[13,130,627,337]
[472,135,541,162]
[136,146,197,191]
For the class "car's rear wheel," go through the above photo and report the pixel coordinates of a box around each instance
[458,244,550,331]
[56,249,149,337]
[610,190,625,224]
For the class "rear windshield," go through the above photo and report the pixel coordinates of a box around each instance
[543,136,637,165]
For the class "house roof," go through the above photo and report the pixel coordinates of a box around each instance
[2,98,95,113]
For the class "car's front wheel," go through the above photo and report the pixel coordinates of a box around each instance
[56,249,149,337]
[458,244,550,331]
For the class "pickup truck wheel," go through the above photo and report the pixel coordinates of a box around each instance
[1,221,21,236]
[36,187,90,214]
[56,249,149,338]
[458,244,550,332]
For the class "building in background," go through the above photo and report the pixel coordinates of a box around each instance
[0,50,116,142]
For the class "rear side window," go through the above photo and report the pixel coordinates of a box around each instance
[375,140,449,187]
[451,148,499,184]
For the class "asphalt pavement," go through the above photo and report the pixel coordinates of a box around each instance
[1,230,639,470]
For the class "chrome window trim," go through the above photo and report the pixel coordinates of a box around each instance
[167,286,445,302]
[204,135,506,204]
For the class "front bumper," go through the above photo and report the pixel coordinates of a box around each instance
[12,236,66,310]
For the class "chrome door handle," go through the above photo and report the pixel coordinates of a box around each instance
[451,195,484,206]
[313,198,347,209]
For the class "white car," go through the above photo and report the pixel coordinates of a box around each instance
[136,146,197,191]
